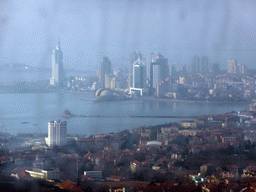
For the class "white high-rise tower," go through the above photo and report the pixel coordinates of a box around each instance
[45,120,67,147]
[50,42,65,87]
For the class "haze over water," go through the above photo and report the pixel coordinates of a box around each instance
[0,92,247,136]
[0,0,255,136]
[0,70,90,83]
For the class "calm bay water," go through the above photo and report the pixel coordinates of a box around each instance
[0,92,248,136]
[0,70,90,83]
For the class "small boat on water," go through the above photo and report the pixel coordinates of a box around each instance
[21,122,29,124]
[33,124,38,126]
[62,109,75,118]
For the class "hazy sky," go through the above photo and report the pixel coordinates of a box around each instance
[0,0,256,70]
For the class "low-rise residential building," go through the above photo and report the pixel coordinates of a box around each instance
[179,120,197,128]
[130,161,142,173]
[139,128,152,138]
[26,168,59,181]
[138,137,149,148]
[157,132,169,142]
[78,138,108,150]
[244,130,256,143]
[106,175,122,182]
[161,126,179,133]
[178,130,200,137]
[221,171,239,179]
[84,171,102,181]
[221,136,237,143]
[241,166,256,179]
[171,153,181,160]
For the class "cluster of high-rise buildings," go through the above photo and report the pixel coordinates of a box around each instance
[48,42,250,100]
[191,55,209,74]
[95,51,250,100]
[96,51,170,97]
[227,60,245,74]
[95,52,213,97]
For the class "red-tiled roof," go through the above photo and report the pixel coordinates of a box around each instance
[203,183,219,190]
[59,180,82,191]
[17,171,32,179]
[13,167,32,173]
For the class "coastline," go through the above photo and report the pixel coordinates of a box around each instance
[68,91,95,94]
[0,90,251,105]
[69,90,252,105]
[138,97,252,104]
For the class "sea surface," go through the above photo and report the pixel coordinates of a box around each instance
[0,70,90,83]
[0,92,249,136]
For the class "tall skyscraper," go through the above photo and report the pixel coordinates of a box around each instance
[170,65,179,81]
[45,120,67,147]
[152,64,159,88]
[149,53,169,89]
[147,52,156,79]
[212,62,220,75]
[105,74,116,89]
[132,57,146,88]
[201,56,208,74]
[237,63,245,74]
[170,65,176,77]
[191,55,200,74]
[180,65,187,76]
[50,42,66,87]
[227,60,237,74]
[156,53,169,84]
[98,57,112,88]
[129,51,142,88]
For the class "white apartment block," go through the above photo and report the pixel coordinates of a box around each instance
[45,120,67,147]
